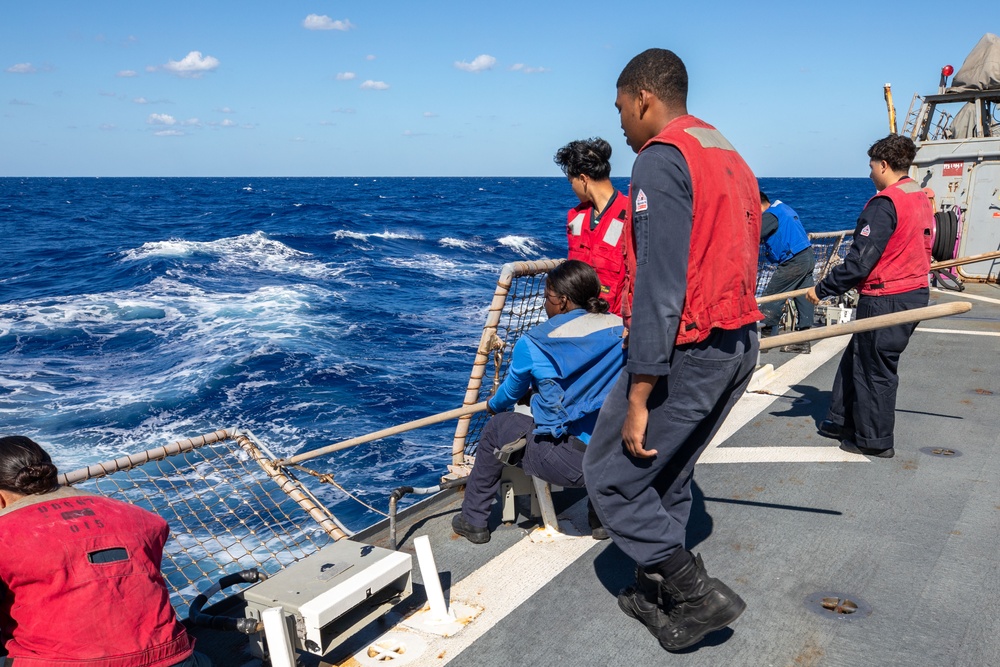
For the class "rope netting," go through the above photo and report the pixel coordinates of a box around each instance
[60,430,344,617]
[755,230,854,296]
[450,260,560,463]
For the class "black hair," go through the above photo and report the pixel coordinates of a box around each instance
[759,191,770,205]
[546,260,609,314]
[867,134,917,172]
[553,138,613,180]
[616,48,688,107]
[0,435,58,496]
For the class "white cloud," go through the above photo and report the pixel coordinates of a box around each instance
[182,118,200,126]
[163,51,219,77]
[219,119,236,127]
[509,63,548,74]
[360,80,389,90]
[216,106,235,113]
[303,14,355,31]
[134,97,149,104]
[100,123,116,130]
[117,70,137,78]
[154,129,184,136]
[6,63,37,74]
[336,72,356,81]
[365,54,376,61]
[332,107,356,114]
[423,111,438,118]
[146,113,177,125]
[454,54,496,73]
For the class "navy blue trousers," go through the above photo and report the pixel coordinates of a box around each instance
[583,324,758,567]
[826,288,928,452]
[460,411,586,527]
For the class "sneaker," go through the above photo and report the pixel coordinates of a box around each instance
[452,514,490,544]
[779,341,811,354]
[817,420,850,440]
[840,440,894,458]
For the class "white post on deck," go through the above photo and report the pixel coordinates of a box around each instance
[414,535,455,622]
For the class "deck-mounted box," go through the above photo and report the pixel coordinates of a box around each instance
[242,540,412,658]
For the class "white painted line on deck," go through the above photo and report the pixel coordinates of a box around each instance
[916,327,1000,337]
[931,287,1000,305]
[389,532,600,667]
[699,336,868,464]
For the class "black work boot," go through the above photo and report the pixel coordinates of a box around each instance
[587,501,609,540]
[617,566,671,637]
[653,551,746,651]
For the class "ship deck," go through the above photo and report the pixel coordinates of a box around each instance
[192,283,1000,667]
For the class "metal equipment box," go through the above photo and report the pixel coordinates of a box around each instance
[242,540,412,657]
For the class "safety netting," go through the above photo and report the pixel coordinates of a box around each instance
[60,430,345,617]
[755,230,854,296]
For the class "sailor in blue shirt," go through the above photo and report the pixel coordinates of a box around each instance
[758,191,815,353]
[452,260,625,544]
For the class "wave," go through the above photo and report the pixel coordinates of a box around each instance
[120,231,341,279]
[439,237,480,250]
[383,254,496,279]
[332,229,423,242]
[497,234,544,256]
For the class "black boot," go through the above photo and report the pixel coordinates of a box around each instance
[587,501,609,540]
[652,551,745,651]
[617,566,671,637]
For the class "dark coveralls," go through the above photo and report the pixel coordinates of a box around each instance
[815,197,929,453]
[582,145,758,567]
[759,208,815,333]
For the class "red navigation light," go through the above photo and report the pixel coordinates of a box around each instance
[942,65,954,77]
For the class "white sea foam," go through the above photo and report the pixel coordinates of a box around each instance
[121,231,342,279]
[333,229,423,242]
[497,234,543,256]
[383,253,495,278]
[439,237,479,250]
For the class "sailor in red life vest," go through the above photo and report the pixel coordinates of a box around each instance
[583,49,762,652]
[806,134,933,458]
[0,435,211,667]
[553,138,630,314]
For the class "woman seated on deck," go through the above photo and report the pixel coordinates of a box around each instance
[452,260,626,543]
[0,435,211,667]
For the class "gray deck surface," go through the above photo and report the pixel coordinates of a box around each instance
[193,284,1000,667]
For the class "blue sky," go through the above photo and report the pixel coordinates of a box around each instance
[1,2,991,177]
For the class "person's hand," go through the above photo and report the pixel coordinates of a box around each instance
[805,286,820,305]
[622,401,656,458]
[622,327,630,350]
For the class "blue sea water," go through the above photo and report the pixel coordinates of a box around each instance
[0,176,875,530]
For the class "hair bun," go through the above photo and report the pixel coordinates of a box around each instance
[15,462,58,495]
[587,296,610,314]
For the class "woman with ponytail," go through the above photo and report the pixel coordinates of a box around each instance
[453,260,625,544]
[0,435,210,667]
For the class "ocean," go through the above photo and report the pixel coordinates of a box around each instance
[0,176,875,531]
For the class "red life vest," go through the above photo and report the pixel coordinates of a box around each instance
[0,488,194,667]
[623,115,762,344]
[860,177,933,296]
[566,190,630,314]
